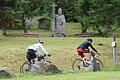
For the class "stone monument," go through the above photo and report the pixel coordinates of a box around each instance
[51,3,67,37]
[55,8,67,37]
[51,2,57,37]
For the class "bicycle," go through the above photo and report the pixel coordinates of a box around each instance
[20,55,51,73]
[72,51,103,71]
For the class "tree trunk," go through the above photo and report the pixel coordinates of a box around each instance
[80,21,88,33]
[96,25,103,35]
[82,25,88,33]
[22,14,27,33]
[2,27,7,36]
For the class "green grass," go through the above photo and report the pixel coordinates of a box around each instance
[1,71,120,80]
[0,37,120,73]
[66,23,81,36]
[0,23,120,80]
[0,23,81,37]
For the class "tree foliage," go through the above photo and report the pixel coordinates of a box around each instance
[0,0,16,36]
[0,0,120,36]
[16,0,54,33]
[90,0,120,34]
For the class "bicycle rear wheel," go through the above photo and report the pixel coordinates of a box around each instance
[72,59,84,71]
[20,61,31,73]
[96,59,103,71]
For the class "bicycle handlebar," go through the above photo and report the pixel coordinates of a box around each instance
[44,54,51,57]
[97,52,100,56]
[37,54,51,61]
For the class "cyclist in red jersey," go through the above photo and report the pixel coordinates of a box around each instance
[77,38,100,58]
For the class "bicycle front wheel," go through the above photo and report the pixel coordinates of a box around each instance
[96,59,103,71]
[72,59,84,71]
[20,61,30,73]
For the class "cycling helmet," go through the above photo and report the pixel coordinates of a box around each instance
[87,38,93,42]
[38,39,44,43]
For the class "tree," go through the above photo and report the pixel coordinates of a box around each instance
[73,0,120,34]
[73,0,92,33]
[0,8,14,36]
[16,0,53,33]
[16,0,32,33]
[90,0,120,34]
[0,0,16,36]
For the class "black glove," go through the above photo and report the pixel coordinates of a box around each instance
[38,55,44,61]
[47,54,51,57]
[44,54,47,57]
[97,52,100,56]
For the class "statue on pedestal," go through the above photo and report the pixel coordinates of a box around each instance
[51,3,67,37]
[55,8,66,37]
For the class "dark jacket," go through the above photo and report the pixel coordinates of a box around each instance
[77,40,97,52]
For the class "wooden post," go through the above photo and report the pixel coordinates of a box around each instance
[112,33,117,66]
[92,55,97,72]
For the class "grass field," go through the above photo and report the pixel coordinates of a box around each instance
[0,71,120,80]
[0,23,120,80]
[0,23,81,37]
[0,37,120,80]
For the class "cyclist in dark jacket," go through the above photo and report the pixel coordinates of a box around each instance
[77,38,99,58]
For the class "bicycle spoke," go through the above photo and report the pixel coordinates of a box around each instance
[72,59,83,71]
[96,59,103,71]
[20,61,30,73]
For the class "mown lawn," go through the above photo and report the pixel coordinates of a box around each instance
[1,71,120,80]
[0,23,81,37]
[0,37,120,73]
[0,23,120,80]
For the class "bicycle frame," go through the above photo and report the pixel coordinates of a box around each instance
[20,55,51,73]
[82,51,95,64]
[72,51,103,71]
[83,51,102,71]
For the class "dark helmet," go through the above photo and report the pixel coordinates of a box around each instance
[87,38,93,42]
[38,39,44,43]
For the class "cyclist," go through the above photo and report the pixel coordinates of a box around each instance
[26,39,51,64]
[77,38,100,59]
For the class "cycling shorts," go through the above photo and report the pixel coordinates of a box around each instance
[77,48,89,54]
[26,49,37,60]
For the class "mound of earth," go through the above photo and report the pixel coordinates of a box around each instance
[0,68,15,78]
[32,62,61,74]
